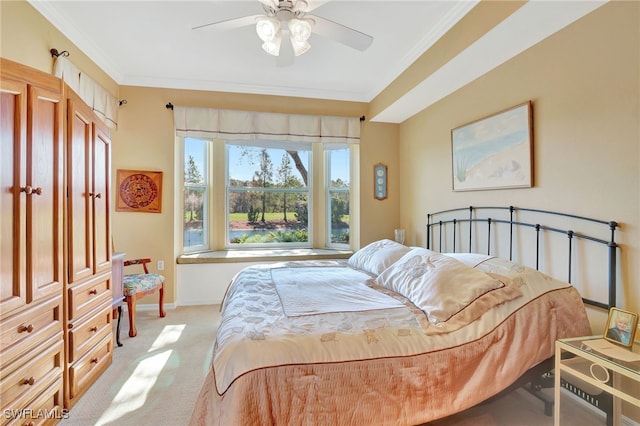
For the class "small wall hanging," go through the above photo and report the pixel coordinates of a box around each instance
[116,169,163,213]
[374,163,387,200]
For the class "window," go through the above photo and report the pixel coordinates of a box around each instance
[183,138,208,252]
[227,142,311,247]
[181,138,355,251]
[175,106,360,252]
[327,146,350,248]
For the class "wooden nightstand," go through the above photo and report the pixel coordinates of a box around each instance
[554,336,640,426]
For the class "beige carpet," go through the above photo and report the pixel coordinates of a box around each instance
[61,305,220,426]
[61,305,607,426]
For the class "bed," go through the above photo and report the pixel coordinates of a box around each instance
[189,206,619,425]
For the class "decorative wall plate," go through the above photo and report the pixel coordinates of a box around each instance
[116,169,163,213]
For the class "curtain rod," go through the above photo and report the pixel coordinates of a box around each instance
[165,102,365,121]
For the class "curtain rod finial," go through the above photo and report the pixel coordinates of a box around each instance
[50,48,69,58]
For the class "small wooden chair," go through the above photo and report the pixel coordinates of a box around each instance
[123,258,166,337]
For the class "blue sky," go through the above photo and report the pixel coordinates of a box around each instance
[184,138,349,184]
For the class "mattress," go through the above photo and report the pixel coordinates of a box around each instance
[190,245,591,425]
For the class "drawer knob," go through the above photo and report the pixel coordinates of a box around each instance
[22,377,35,386]
[18,324,34,333]
[90,326,98,332]
[20,186,42,196]
[89,289,98,295]
[91,357,99,364]
[89,192,102,199]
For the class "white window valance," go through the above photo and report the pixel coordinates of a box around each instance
[53,56,118,130]
[173,106,360,144]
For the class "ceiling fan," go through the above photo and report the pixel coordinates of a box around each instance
[193,0,373,60]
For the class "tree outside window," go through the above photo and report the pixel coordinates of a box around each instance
[182,138,352,251]
[227,143,311,246]
[183,138,207,250]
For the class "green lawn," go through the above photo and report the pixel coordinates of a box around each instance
[229,212,289,221]
[228,212,349,222]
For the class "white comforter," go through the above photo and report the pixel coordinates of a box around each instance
[212,257,587,395]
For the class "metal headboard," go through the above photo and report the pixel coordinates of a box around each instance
[426,206,618,310]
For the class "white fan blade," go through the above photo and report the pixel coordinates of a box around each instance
[192,14,262,31]
[309,15,373,51]
[304,0,330,13]
[257,0,277,8]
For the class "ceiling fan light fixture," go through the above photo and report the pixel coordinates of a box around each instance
[288,18,311,43]
[196,0,374,61]
[261,33,282,56]
[291,39,310,56]
[256,16,280,42]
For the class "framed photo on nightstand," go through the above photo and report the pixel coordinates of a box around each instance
[603,307,638,348]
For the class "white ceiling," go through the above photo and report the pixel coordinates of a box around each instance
[29,0,607,123]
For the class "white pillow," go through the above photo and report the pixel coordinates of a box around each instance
[348,239,412,276]
[376,247,521,324]
[443,252,493,268]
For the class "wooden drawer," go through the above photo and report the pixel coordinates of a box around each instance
[67,300,112,363]
[0,296,62,371]
[68,333,112,401]
[67,272,111,322]
[0,337,63,423]
[3,378,65,426]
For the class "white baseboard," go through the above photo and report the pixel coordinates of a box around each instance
[623,417,640,426]
[562,387,640,426]
[122,303,177,312]
[174,298,221,306]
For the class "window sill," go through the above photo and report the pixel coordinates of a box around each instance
[177,248,353,264]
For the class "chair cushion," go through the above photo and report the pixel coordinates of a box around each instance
[123,273,165,296]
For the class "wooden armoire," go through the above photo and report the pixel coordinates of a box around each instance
[0,57,114,422]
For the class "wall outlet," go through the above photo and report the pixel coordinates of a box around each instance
[157,260,164,271]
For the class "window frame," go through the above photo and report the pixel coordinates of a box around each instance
[183,137,209,253]
[225,141,313,249]
[325,145,351,249]
[180,137,357,253]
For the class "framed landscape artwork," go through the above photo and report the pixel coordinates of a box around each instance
[116,169,163,213]
[451,101,533,191]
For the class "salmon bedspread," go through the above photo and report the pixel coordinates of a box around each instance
[190,252,591,426]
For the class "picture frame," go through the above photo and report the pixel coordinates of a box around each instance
[451,101,533,191]
[603,307,638,348]
[373,163,387,201]
[116,169,163,213]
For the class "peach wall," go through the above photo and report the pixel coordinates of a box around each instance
[0,0,399,307]
[113,85,400,304]
[2,0,638,330]
[398,1,639,315]
[369,0,526,119]
[395,4,639,415]
[2,0,639,419]
[1,1,401,306]
[0,1,118,97]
